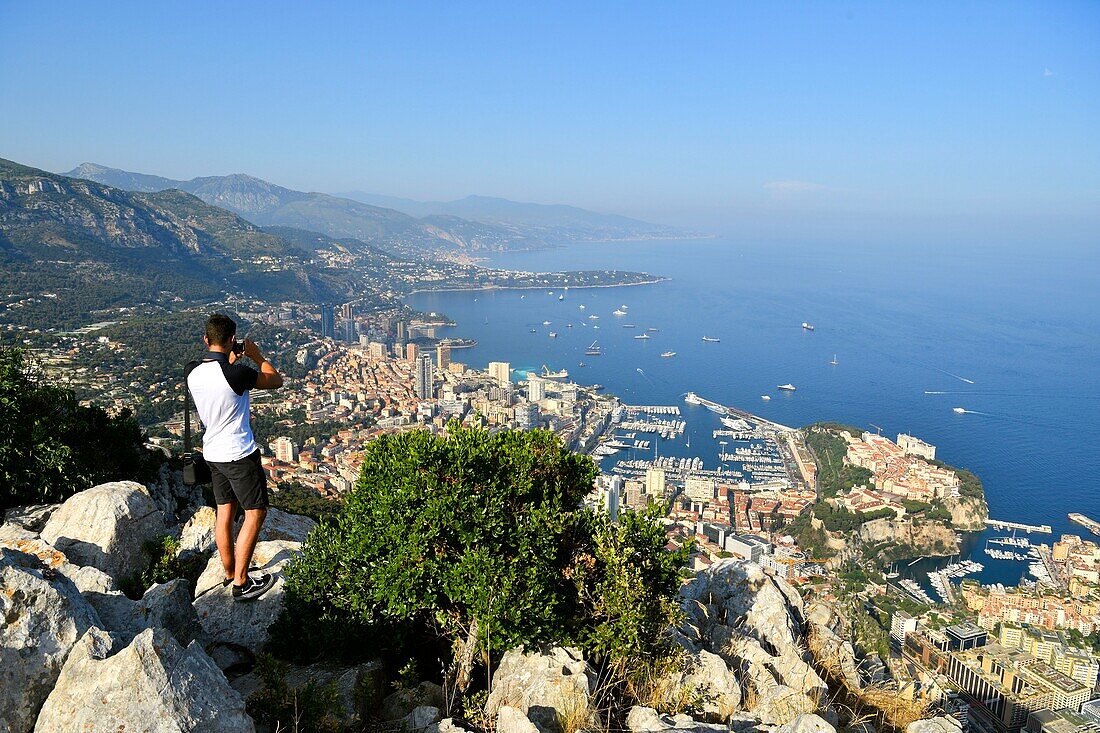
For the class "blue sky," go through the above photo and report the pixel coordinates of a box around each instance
[1,1,1097,243]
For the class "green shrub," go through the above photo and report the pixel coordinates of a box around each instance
[274,423,689,688]
[248,654,344,733]
[119,535,204,599]
[0,347,160,510]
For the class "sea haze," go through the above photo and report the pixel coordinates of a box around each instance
[408,238,1100,586]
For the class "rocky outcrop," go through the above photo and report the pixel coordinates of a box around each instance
[33,627,254,733]
[776,713,837,733]
[40,481,164,582]
[805,602,862,691]
[249,507,317,543]
[2,504,57,533]
[177,505,216,561]
[498,705,542,733]
[485,646,593,733]
[0,547,102,733]
[192,539,300,669]
[145,462,205,525]
[625,706,731,733]
[851,518,959,561]
[680,560,828,725]
[944,495,988,532]
[906,717,963,733]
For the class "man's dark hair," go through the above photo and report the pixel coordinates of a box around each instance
[206,313,237,347]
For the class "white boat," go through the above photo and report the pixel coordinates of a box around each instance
[622,324,636,328]
[802,322,815,331]
[585,341,602,356]
[549,332,557,338]
[588,315,599,320]
[829,354,838,365]
[621,304,628,309]
[558,294,564,301]
[702,336,720,343]
[542,320,551,325]
[634,334,650,340]
[529,329,536,333]
[566,324,573,328]
[613,309,627,316]
[778,384,796,391]
[761,395,771,400]
[660,351,676,358]
[953,407,966,414]
[647,327,659,332]
[593,325,600,329]
[579,305,585,310]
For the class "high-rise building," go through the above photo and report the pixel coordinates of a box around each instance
[645,467,666,496]
[273,436,298,463]
[341,303,356,342]
[527,377,546,402]
[320,304,335,339]
[488,361,511,387]
[368,341,386,358]
[415,354,435,400]
[396,321,407,342]
[406,342,419,362]
[437,344,451,370]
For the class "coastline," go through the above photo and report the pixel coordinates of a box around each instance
[404,276,670,297]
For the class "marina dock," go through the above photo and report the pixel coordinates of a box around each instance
[1069,513,1100,536]
[984,519,1052,534]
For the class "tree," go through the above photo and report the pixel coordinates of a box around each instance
[277,423,688,690]
[0,347,158,509]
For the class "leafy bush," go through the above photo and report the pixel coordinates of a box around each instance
[119,535,204,599]
[0,347,159,510]
[248,654,345,733]
[271,481,341,522]
[274,424,688,689]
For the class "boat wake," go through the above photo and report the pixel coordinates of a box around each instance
[934,367,975,384]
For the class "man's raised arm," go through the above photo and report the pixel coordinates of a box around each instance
[243,339,284,390]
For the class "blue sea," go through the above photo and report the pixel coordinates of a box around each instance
[408,238,1100,588]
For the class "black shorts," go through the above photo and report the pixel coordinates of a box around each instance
[208,449,269,510]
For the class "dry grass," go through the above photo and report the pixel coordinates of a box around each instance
[806,624,931,731]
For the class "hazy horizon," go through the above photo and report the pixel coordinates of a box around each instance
[2,2,1098,246]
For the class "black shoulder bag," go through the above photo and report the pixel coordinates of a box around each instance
[182,376,212,486]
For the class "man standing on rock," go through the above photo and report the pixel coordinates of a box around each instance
[186,313,284,601]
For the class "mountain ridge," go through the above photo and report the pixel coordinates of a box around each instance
[65,163,541,257]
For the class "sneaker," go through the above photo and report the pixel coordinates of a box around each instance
[232,573,275,602]
[222,562,262,587]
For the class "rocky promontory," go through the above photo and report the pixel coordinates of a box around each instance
[1,480,959,733]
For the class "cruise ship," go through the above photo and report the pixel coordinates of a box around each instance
[778,384,796,391]
[701,336,720,343]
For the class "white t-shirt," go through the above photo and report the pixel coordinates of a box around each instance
[186,352,259,463]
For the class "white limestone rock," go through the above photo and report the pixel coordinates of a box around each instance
[176,505,216,561]
[41,481,164,582]
[3,503,58,533]
[33,627,255,732]
[485,646,593,733]
[752,685,818,727]
[906,717,963,733]
[624,706,729,733]
[0,547,101,733]
[191,539,300,665]
[136,579,202,646]
[677,649,742,721]
[497,705,541,733]
[775,713,837,733]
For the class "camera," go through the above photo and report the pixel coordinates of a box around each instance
[232,340,245,356]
